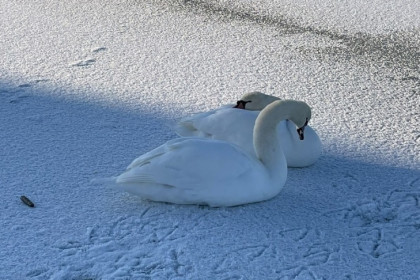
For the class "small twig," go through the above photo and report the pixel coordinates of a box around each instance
[20,196,35,207]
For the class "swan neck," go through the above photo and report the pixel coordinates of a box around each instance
[253,101,293,175]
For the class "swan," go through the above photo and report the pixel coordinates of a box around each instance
[175,92,322,167]
[115,100,312,207]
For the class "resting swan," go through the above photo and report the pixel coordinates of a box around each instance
[115,100,311,207]
[175,92,322,167]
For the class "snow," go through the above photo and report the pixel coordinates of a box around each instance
[1,0,419,279]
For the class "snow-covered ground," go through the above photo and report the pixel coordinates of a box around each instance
[1,0,419,279]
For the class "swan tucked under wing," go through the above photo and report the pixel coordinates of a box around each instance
[115,100,311,207]
[175,92,322,167]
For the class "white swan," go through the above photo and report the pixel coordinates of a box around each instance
[175,92,322,167]
[115,100,311,207]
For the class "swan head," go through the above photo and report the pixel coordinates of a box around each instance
[260,99,311,140]
[287,100,311,140]
[234,92,280,111]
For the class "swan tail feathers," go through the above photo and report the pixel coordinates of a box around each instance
[116,173,156,185]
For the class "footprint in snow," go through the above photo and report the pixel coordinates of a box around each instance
[324,185,420,258]
[70,47,107,67]
[356,228,401,258]
[4,79,49,103]
[71,58,96,67]
[91,47,107,53]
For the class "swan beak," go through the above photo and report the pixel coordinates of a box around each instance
[234,102,244,109]
[234,100,246,109]
[297,126,305,140]
[297,118,309,140]
[233,100,251,109]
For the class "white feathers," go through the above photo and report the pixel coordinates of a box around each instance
[175,92,322,167]
[114,100,312,206]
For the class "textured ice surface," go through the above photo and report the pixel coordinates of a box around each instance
[1,0,419,279]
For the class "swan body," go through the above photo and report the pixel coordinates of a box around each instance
[175,92,321,167]
[115,100,311,207]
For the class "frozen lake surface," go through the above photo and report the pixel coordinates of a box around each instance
[1,0,419,279]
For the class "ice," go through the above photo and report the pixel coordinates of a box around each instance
[0,0,419,279]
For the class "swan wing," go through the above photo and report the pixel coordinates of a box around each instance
[116,138,263,205]
[175,105,233,137]
[176,107,258,137]
[126,138,185,170]
[176,108,259,155]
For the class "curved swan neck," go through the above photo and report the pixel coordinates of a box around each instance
[253,100,310,174]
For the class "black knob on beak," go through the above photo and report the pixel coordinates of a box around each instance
[234,100,251,109]
[296,118,309,140]
[297,127,305,140]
